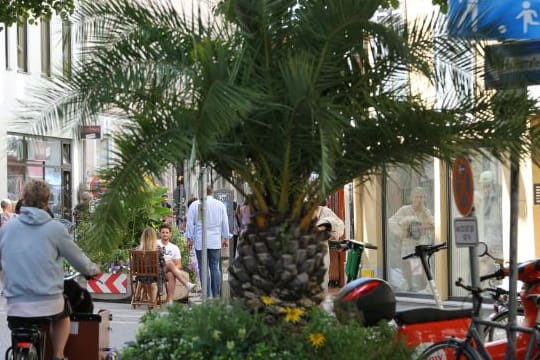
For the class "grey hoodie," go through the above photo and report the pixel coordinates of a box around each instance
[0,206,100,305]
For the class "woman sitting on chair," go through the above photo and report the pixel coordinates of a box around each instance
[134,227,166,305]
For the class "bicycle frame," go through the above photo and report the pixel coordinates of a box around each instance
[469,318,539,360]
[422,260,540,360]
[481,260,540,359]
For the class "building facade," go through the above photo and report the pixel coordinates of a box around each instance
[2,1,540,302]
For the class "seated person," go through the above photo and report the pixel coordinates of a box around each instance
[157,223,195,304]
[133,227,166,305]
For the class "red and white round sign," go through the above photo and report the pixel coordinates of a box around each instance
[452,156,474,217]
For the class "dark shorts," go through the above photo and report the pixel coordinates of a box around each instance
[7,296,72,330]
[136,275,158,284]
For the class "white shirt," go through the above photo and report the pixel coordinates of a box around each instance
[157,240,181,261]
[186,195,230,250]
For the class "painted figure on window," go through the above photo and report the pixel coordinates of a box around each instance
[476,170,503,261]
[388,187,434,292]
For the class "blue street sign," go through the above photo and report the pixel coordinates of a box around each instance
[448,0,540,40]
[484,40,540,89]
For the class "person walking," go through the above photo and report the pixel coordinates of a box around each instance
[0,179,100,360]
[186,185,230,298]
[237,196,253,236]
[0,199,14,227]
[313,201,344,295]
[73,191,92,224]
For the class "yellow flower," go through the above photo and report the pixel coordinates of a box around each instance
[282,307,304,323]
[261,296,275,306]
[309,332,326,349]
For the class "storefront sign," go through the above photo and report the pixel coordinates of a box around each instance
[79,125,101,139]
[485,40,540,89]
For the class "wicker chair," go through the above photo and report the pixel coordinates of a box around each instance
[129,250,162,309]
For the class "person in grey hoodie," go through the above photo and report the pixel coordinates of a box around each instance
[0,179,100,360]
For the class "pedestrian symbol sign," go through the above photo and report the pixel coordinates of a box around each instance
[449,0,540,40]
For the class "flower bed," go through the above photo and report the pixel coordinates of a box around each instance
[120,299,415,360]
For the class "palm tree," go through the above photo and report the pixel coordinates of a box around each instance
[21,0,540,316]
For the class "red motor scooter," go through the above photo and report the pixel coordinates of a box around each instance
[333,242,472,354]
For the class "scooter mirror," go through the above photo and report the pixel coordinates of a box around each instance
[477,242,488,257]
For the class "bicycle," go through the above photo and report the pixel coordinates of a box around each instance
[476,243,525,342]
[483,285,525,342]
[6,322,44,360]
[419,260,540,360]
[4,272,110,360]
[4,271,86,360]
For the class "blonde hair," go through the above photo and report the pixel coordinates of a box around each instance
[139,227,157,251]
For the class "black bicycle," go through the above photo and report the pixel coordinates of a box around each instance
[5,272,96,360]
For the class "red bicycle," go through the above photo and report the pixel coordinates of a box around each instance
[419,260,540,359]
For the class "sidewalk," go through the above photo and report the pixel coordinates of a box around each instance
[188,285,473,312]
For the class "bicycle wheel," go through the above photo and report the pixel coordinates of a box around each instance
[15,348,28,360]
[484,308,525,342]
[418,339,478,360]
[15,345,38,360]
[5,347,13,360]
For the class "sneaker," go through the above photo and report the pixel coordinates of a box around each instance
[186,282,196,292]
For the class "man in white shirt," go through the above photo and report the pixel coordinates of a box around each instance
[186,185,230,298]
[158,223,194,303]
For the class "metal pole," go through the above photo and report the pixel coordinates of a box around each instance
[469,243,480,289]
[199,166,208,302]
[502,88,526,359]
[505,156,519,359]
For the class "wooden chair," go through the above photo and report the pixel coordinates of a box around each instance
[129,250,162,309]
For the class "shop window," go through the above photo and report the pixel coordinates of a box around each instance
[46,167,62,217]
[5,26,10,70]
[7,164,25,201]
[62,143,71,166]
[17,20,28,73]
[62,20,72,77]
[40,19,51,77]
[385,161,435,294]
[450,156,504,296]
[27,138,61,166]
[6,134,72,213]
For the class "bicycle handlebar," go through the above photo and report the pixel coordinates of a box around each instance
[328,239,378,250]
[363,242,378,250]
[64,271,100,281]
[479,268,507,282]
[455,278,506,298]
[402,242,447,260]
[455,277,481,294]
